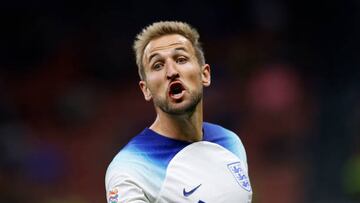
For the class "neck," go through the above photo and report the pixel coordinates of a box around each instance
[150,101,203,142]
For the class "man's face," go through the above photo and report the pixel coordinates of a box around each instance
[139,34,211,115]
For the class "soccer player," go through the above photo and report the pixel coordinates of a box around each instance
[105,21,252,202]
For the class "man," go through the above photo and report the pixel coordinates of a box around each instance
[105,21,252,202]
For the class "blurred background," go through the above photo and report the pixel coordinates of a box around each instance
[0,0,359,202]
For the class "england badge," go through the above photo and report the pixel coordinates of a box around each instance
[227,162,252,192]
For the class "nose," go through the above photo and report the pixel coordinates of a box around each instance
[166,60,179,80]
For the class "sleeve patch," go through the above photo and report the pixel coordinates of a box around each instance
[108,188,119,203]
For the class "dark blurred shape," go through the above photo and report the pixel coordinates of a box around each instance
[342,154,360,201]
[240,63,312,203]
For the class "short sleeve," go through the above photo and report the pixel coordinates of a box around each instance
[106,172,150,203]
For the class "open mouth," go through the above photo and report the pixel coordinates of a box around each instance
[169,81,185,99]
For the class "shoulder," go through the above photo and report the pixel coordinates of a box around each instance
[105,137,148,189]
[105,128,189,197]
[105,130,165,202]
[106,129,149,173]
[105,130,157,189]
[203,122,248,162]
[203,122,241,145]
[203,122,238,137]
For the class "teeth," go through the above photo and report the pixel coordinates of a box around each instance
[171,91,183,99]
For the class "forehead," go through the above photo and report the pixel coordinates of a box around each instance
[143,34,194,62]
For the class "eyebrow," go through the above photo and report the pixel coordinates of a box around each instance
[148,53,160,65]
[174,47,188,53]
[148,47,189,64]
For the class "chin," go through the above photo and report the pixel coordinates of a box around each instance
[155,92,202,115]
[164,100,199,115]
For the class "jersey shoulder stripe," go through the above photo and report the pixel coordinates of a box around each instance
[203,122,247,162]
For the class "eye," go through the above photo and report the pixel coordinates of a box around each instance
[152,62,164,70]
[176,56,188,64]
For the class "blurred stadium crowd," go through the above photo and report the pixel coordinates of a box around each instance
[0,0,359,202]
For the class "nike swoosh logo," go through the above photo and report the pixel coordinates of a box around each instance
[183,184,202,197]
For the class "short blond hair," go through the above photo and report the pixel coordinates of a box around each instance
[133,21,205,80]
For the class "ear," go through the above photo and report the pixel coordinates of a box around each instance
[139,80,152,101]
[201,64,211,87]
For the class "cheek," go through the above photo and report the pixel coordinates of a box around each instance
[146,74,165,94]
[146,72,162,85]
[185,68,203,85]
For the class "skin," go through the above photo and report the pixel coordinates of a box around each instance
[139,34,211,142]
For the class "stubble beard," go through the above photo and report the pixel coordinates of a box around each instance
[154,88,203,116]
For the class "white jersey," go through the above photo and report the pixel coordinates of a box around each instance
[105,122,252,203]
